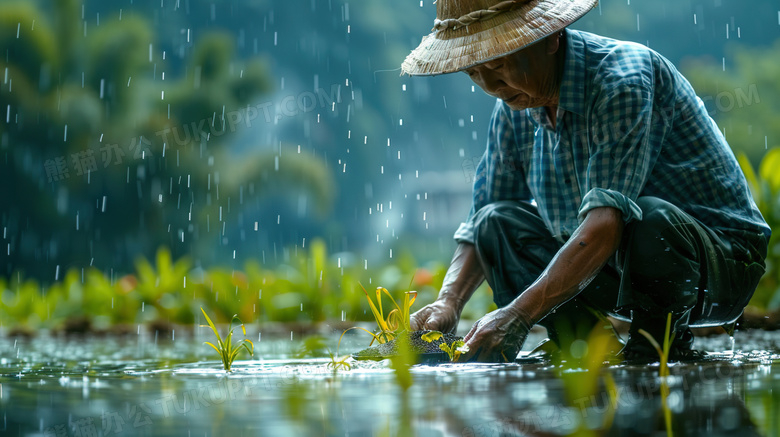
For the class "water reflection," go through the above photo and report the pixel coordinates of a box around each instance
[0,334,778,436]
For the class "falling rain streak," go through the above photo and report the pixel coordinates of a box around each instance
[0,2,776,434]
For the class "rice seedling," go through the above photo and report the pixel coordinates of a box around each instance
[199,307,254,372]
[638,313,675,437]
[359,283,417,345]
[439,339,469,362]
[552,322,622,436]
[326,351,352,371]
[388,333,415,391]
[326,329,356,372]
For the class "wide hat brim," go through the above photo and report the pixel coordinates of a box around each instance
[401,0,598,76]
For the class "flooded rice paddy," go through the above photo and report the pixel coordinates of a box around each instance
[1,327,779,436]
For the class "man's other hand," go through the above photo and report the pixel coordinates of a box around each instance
[409,299,460,334]
[461,306,530,363]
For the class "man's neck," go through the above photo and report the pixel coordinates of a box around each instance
[544,33,567,130]
[545,106,558,130]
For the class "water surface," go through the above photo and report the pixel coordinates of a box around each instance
[0,328,778,436]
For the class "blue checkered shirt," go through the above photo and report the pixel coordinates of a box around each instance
[455,29,769,244]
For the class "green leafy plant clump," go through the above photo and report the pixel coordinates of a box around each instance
[360,284,418,345]
[199,307,254,372]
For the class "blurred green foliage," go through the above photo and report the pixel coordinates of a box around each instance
[738,149,780,311]
[0,240,495,332]
[745,365,780,436]
[683,41,780,166]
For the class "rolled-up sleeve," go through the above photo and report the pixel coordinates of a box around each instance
[454,218,476,243]
[578,187,643,223]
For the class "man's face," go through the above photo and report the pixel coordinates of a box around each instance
[463,37,559,110]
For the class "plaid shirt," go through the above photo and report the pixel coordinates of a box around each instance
[455,29,769,244]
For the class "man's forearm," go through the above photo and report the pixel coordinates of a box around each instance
[509,207,624,325]
[437,243,485,313]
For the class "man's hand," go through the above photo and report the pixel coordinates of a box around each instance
[461,305,530,363]
[409,299,460,334]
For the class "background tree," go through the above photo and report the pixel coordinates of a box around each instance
[0,0,334,280]
[682,41,780,165]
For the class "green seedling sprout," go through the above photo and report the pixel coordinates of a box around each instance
[326,328,357,372]
[439,340,469,362]
[327,350,352,371]
[421,330,470,362]
[199,307,254,372]
[638,312,675,437]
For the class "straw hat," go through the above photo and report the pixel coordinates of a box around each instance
[401,0,598,76]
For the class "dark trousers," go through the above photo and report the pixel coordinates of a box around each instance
[471,197,767,349]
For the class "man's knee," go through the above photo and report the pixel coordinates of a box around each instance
[625,197,701,308]
[628,197,696,259]
[473,201,526,227]
[472,201,544,247]
[634,196,685,231]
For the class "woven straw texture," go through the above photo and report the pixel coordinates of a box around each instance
[401,0,598,76]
